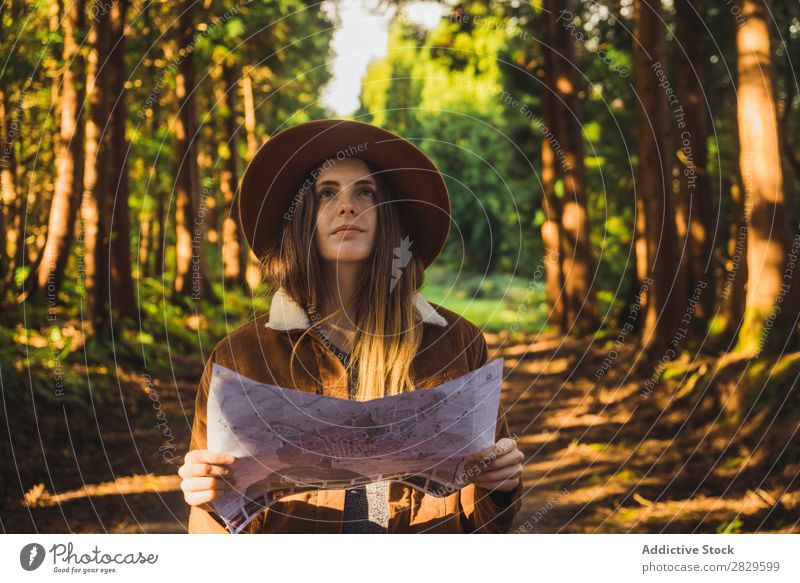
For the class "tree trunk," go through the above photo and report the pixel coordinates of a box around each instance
[12,103,31,272]
[708,81,747,344]
[0,97,4,283]
[242,70,263,290]
[539,4,566,333]
[722,179,749,338]
[29,0,86,300]
[242,70,260,158]
[152,181,166,277]
[81,8,113,330]
[541,131,566,335]
[780,82,800,187]
[139,211,152,278]
[0,88,20,286]
[735,0,797,354]
[199,122,218,245]
[0,0,29,288]
[220,62,242,285]
[173,0,209,299]
[108,0,136,319]
[49,0,62,147]
[546,0,598,335]
[144,6,164,279]
[675,0,714,334]
[0,3,21,286]
[776,0,800,189]
[632,0,686,355]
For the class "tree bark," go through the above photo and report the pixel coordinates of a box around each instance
[546,0,598,335]
[108,0,136,319]
[0,88,20,286]
[49,0,62,146]
[81,7,113,330]
[220,62,242,285]
[143,5,165,279]
[734,0,797,354]
[722,179,749,336]
[29,0,86,300]
[242,69,263,290]
[173,0,209,299]
[632,0,686,355]
[152,179,166,277]
[139,211,152,278]
[675,0,714,333]
[539,4,566,333]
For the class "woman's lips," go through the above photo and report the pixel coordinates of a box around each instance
[333,227,364,237]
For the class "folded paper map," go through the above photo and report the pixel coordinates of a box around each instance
[206,358,504,533]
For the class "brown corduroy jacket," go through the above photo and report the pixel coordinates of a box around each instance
[186,287,522,533]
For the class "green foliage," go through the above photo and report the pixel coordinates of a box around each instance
[0,273,273,411]
[422,265,550,334]
[360,4,536,275]
[716,516,743,534]
[3,0,800,426]
[742,352,800,415]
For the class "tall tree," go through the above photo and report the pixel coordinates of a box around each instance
[632,0,686,354]
[713,70,748,344]
[29,0,86,299]
[539,3,566,333]
[545,0,598,335]
[173,0,209,299]
[142,2,166,279]
[0,0,28,287]
[241,68,263,290]
[220,61,242,285]
[675,0,714,333]
[0,88,19,286]
[108,0,136,319]
[81,4,113,329]
[735,0,797,353]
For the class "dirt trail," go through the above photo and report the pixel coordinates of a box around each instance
[4,334,798,533]
[496,333,800,533]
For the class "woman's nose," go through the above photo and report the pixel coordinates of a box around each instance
[337,189,357,214]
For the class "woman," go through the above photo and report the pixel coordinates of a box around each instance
[179,119,523,533]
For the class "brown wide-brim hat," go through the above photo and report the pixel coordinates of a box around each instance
[238,118,451,268]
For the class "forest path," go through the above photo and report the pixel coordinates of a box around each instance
[496,333,799,533]
[4,334,797,533]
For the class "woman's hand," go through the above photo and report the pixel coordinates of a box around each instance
[179,449,235,507]
[464,437,524,492]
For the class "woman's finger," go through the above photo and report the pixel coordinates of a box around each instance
[184,489,227,507]
[179,462,232,479]
[185,449,236,466]
[180,476,231,493]
[464,438,518,465]
[471,463,522,485]
[481,448,524,471]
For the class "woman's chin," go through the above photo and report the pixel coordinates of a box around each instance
[321,249,372,263]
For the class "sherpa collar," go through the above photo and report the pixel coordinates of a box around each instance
[265,287,448,331]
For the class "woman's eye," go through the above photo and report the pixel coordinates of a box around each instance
[318,188,373,199]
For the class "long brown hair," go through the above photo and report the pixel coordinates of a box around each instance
[259,157,426,400]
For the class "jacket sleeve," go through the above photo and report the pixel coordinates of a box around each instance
[188,347,215,452]
[186,346,232,534]
[457,328,523,533]
[186,345,268,534]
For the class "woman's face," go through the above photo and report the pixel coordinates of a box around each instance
[313,157,378,264]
